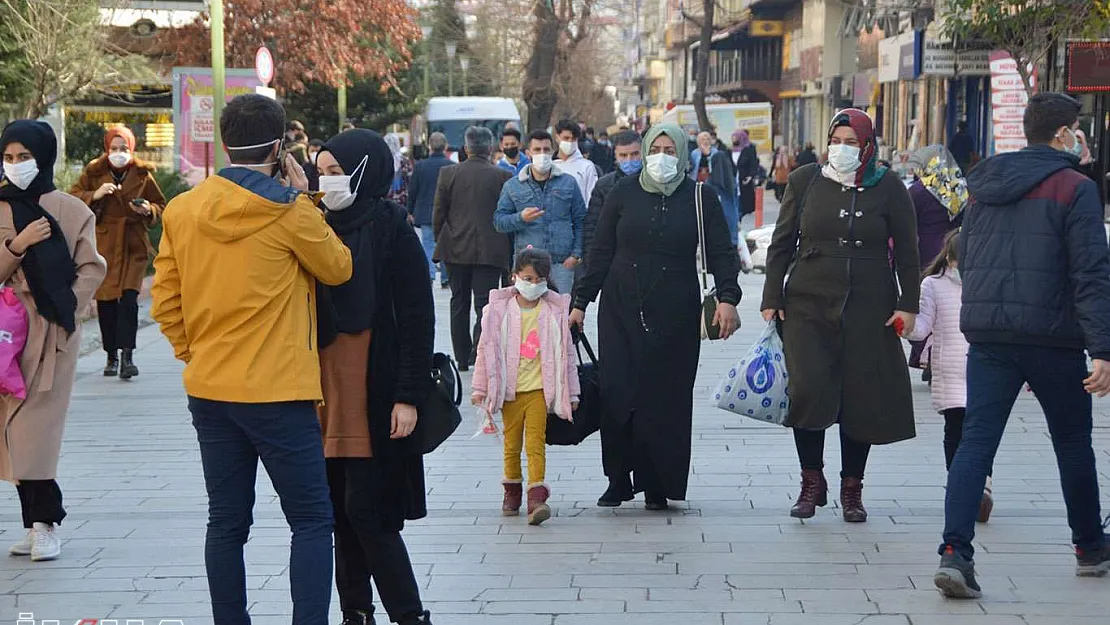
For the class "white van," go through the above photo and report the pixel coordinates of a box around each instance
[425,97,522,160]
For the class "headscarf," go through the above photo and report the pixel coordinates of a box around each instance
[639,123,689,197]
[914,145,968,220]
[731,129,750,151]
[104,126,136,153]
[823,108,887,188]
[315,129,395,349]
[384,133,404,175]
[0,121,78,333]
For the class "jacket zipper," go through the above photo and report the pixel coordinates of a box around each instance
[306,293,313,350]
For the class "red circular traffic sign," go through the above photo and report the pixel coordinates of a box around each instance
[255,46,275,86]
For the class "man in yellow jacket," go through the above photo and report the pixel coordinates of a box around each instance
[151,95,353,625]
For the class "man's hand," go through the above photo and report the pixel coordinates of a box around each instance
[569,308,585,329]
[284,154,309,191]
[562,256,580,270]
[92,182,118,201]
[9,217,51,255]
[761,309,785,322]
[390,403,419,439]
[1084,359,1110,397]
[521,207,545,223]
[712,302,740,340]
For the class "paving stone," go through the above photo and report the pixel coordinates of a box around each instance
[1,275,1106,622]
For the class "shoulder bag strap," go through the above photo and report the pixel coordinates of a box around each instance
[695,182,709,291]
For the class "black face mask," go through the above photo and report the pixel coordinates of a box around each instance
[503,147,520,158]
[732,140,741,147]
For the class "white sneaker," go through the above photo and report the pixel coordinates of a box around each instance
[8,529,34,556]
[29,523,60,561]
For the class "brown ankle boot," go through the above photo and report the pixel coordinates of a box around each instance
[840,477,868,523]
[527,484,551,525]
[790,469,828,519]
[502,481,523,516]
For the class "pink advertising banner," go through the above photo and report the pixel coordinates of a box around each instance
[172,68,262,184]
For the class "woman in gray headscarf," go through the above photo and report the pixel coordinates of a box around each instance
[384,133,412,206]
[571,123,742,511]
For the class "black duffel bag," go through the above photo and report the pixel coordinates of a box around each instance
[546,327,601,446]
[418,352,463,454]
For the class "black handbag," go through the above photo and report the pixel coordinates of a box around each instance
[418,352,463,454]
[546,328,601,446]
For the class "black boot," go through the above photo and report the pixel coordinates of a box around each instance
[103,351,119,377]
[119,349,139,380]
[597,474,634,507]
[399,611,431,625]
[340,610,375,625]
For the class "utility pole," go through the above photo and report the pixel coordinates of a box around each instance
[211,0,226,170]
[338,83,348,133]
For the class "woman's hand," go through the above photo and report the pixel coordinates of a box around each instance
[130,199,153,217]
[92,182,118,201]
[761,309,785,322]
[471,393,486,406]
[713,302,740,340]
[886,311,917,338]
[390,403,419,439]
[569,308,585,330]
[9,217,51,255]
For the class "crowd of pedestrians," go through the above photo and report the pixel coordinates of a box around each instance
[0,88,1107,625]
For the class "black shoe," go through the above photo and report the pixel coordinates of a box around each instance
[399,610,431,625]
[340,610,375,625]
[103,351,119,377]
[1076,540,1110,577]
[597,478,634,507]
[440,281,450,289]
[644,493,669,511]
[934,545,982,599]
[119,349,139,380]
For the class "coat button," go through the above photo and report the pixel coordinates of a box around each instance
[854,240,864,248]
[855,210,864,218]
[838,209,849,218]
[838,238,848,247]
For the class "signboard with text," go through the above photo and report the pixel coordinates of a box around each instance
[989,51,1036,154]
[921,37,991,76]
[172,68,263,184]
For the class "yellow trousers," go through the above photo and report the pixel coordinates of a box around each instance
[502,389,547,485]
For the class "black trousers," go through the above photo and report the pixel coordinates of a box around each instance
[16,479,66,528]
[328,458,423,623]
[793,427,872,480]
[942,408,993,477]
[446,263,502,366]
[97,289,140,353]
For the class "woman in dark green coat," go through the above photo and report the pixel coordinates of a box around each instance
[760,109,920,523]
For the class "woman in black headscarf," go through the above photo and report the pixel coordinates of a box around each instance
[314,129,435,625]
[0,120,106,562]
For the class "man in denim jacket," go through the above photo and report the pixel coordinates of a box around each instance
[494,129,587,294]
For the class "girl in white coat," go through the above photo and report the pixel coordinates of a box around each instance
[908,230,993,522]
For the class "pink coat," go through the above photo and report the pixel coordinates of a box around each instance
[471,287,580,421]
[908,272,967,412]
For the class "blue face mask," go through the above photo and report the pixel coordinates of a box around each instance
[618,159,643,175]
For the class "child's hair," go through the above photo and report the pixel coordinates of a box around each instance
[513,247,557,292]
[923,229,960,280]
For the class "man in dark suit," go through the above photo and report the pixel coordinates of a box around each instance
[433,126,513,369]
[408,131,453,287]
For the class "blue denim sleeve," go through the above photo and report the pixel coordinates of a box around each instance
[494,181,527,234]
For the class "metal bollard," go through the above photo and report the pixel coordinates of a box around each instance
[755,186,765,228]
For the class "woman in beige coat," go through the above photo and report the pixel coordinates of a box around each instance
[0,120,106,562]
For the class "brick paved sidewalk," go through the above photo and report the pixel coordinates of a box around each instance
[2,271,1108,625]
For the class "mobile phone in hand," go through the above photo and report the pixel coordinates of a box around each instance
[131,198,145,207]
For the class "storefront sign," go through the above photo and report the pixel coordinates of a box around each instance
[172,67,262,184]
[989,51,1034,154]
[852,73,876,107]
[1066,41,1110,93]
[878,36,900,83]
[921,37,991,76]
[898,31,920,81]
[801,47,823,82]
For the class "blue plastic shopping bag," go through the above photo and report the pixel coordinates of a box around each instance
[712,320,790,425]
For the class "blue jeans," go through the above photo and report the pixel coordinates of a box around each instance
[940,344,1104,560]
[189,397,334,625]
[549,263,575,296]
[418,226,446,282]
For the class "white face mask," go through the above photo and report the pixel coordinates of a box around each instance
[108,152,132,169]
[320,155,368,212]
[531,153,553,174]
[514,278,548,302]
[3,159,39,190]
[827,144,861,174]
[559,141,577,157]
[645,152,679,182]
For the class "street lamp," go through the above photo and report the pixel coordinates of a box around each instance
[459,55,470,97]
[446,41,457,96]
[421,25,433,97]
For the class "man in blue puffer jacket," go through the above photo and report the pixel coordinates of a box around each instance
[935,93,1110,599]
